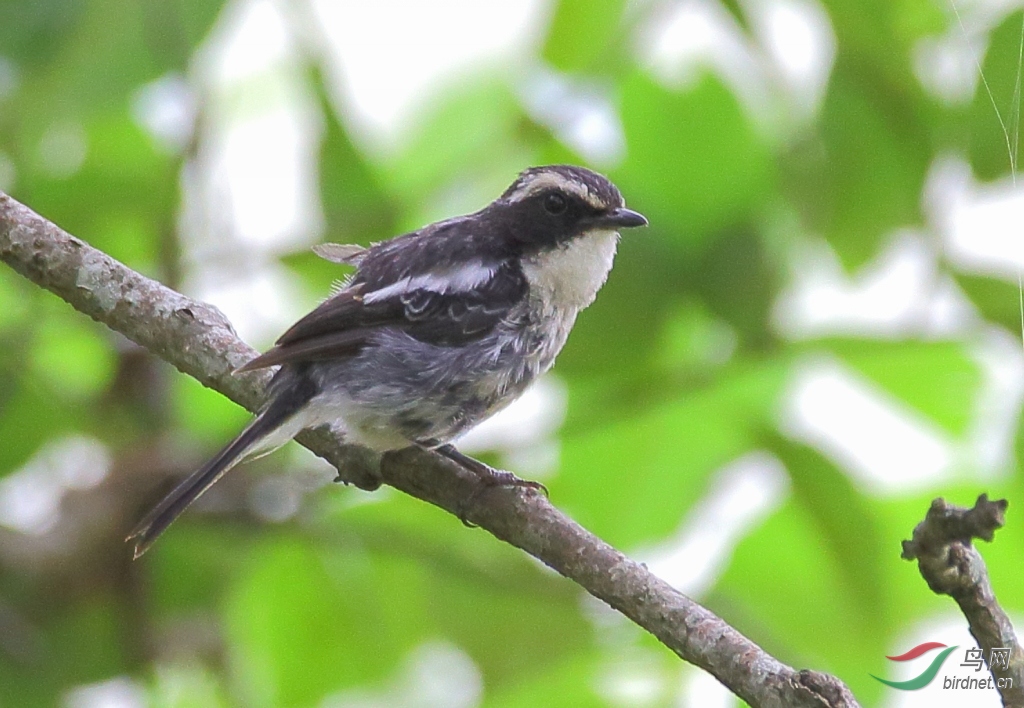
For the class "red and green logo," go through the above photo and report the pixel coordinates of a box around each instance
[871,642,959,690]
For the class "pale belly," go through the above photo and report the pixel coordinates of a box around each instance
[293,304,576,452]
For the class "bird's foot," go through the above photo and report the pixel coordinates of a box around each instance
[427,444,547,526]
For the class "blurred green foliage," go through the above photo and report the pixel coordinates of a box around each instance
[1,0,1023,706]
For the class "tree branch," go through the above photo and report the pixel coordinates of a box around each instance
[0,191,861,708]
[902,495,1023,706]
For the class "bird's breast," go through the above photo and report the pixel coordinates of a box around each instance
[521,229,619,312]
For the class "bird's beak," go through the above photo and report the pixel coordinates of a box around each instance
[589,207,649,230]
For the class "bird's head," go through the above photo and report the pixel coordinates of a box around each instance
[490,165,647,254]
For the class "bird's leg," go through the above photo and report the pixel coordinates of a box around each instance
[432,444,548,492]
[426,443,548,525]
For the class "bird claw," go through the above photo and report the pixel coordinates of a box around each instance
[423,443,547,526]
[456,465,548,526]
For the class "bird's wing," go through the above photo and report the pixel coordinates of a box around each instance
[237,235,526,372]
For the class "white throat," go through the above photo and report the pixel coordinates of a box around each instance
[522,229,619,312]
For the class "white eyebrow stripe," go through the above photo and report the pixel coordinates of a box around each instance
[506,172,604,209]
[362,261,496,303]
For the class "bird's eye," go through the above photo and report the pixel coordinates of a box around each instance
[543,193,568,215]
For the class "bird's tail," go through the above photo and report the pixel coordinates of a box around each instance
[126,379,317,559]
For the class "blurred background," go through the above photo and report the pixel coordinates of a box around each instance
[1,0,1023,706]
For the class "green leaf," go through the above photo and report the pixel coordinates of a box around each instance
[225,536,424,707]
[819,0,945,84]
[553,237,687,378]
[655,298,737,373]
[485,651,654,708]
[148,520,251,615]
[327,493,592,687]
[687,226,779,348]
[762,431,885,617]
[140,0,227,72]
[568,226,779,382]
[171,373,252,446]
[0,0,222,74]
[969,10,1024,181]
[541,0,628,73]
[310,64,397,247]
[15,111,175,276]
[150,664,231,708]
[955,272,1024,333]
[718,0,749,29]
[823,339,981,435]
[0,598,129,707]
[784,0,945,270]
[0,269,34,333]
[713,498,887,703]
[788,58,932,269]
[427,564,591,689]
[614,71,773,252]
[387,79,530,206]
[556,360,787,547]
[13,0,158,117]
[0,369,76,475]
[0,0,84,66]
[30,310,116,400]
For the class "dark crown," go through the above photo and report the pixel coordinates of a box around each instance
[501,165,625,212]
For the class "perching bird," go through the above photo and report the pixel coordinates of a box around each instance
[127,164,647,557]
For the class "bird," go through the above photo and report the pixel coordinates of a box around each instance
[127,164,648,558]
